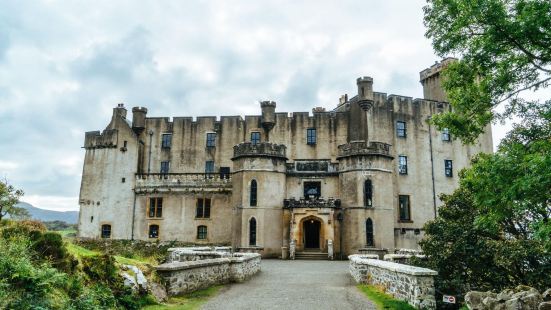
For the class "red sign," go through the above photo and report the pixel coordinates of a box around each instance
[443,295,456,304]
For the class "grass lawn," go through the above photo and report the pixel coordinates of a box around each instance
[357,285,416,310]
[142,286,223,310]
[52,229,77,237]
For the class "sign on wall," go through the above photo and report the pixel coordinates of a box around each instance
[443,295,456,304]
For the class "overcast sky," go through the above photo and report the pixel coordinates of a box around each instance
[0,0,512,211]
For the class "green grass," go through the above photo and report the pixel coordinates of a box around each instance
[52,229,77,237]
[66,242,98,257]
[357,285,416,310]
[142,286,223,310]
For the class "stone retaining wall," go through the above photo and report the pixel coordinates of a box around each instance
[349,254,437,309]
[157,250,261,296]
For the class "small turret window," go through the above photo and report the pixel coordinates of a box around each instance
[249,218,257,246]
[364,180,373,207]
[251,132,261,145]
[398,156,408,175]
[366,219,374,247]
[250,180,258,207]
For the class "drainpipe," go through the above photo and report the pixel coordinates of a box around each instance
[147,130,154,174]
[337,211,344,260]
[428,117,438,218]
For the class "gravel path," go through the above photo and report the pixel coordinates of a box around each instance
[202,259,376,310]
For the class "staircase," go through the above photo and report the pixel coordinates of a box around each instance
[295,251,328,260]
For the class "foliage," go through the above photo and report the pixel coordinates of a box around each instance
[43,220,77,232]
[423,0,551,142]
[356,285,416,310]
[142,286,222,310]
[0,179,28,221]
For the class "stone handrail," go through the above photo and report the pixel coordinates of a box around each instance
[135,173,232,193]
[232,142,287,160]
[337,141,392,159]
[349,254,437,309]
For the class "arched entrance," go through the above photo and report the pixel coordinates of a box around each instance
[303,218,321,249]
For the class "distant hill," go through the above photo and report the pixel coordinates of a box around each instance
[13,202,79,224]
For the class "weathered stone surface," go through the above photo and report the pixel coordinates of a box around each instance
[543,289,551,302]
[150,282,168,303]
[466,286,545,310]
[349,254,437,309]
[539,301,551,310]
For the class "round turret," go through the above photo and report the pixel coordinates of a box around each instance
[356,77,374,110]
[132,107,148,135]
[260,101,276,131]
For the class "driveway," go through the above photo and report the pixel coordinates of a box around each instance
[202,259,376,310]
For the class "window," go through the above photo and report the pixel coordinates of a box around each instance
[249,218,257,246]
[149,225,159,238]
[161,134,172,148]
[398,155,408,175]
[148,197,163,218]
[197,225,207,239]
[364,180,373,207]
[196,198,211,218]
[250,180,257,207]
[442,128,451,141]
[366,219,374,247]
[205,161,215,174]
[445,160,453,177]
[304,182,321,199]
[219,167,231,179]
[206,133,216,147]
[101,224,111,239]
[399,195,411,221]
[160,161,170,174]
[396,121,407,138]
[251,132,261,145]
[122,178,126,183]
[307,128,317,145]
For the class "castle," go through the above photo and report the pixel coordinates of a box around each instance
[78,59,493,258]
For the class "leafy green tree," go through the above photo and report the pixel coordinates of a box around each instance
[0,179,28,221]
[423,0,551,142]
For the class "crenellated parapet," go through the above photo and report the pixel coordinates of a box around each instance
[337,141,392,159]
[232,142,287,160]
[84,130,118,149]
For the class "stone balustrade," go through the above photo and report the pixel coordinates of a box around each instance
[285,160,339,176]
[232,142,287,160]
[283,197,341,209]
[337,141,392,159]
[349,254,438,309]
[135,173,232,193]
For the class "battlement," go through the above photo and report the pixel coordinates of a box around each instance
[260,100,276,108]
[84,129,118,149]
[232,142,287,160]
[337,141,392,159]
[419,57,457,81]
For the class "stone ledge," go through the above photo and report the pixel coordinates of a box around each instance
[156,258,230,271]
[349,255,437,276]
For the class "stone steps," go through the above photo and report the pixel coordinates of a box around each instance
[295,252,328,260]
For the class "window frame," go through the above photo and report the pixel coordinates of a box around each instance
[398,195,411,221]
[396,121,407,138]
[250,180,258,207]
[445,159,453,177]
[160,161,170,174]
[161,133,172,148]
[197,225,208,240]
[442,128,451,141]
[306,128,317,145]
[148,224,159,239]
[101,224,111,239]
[364,180,373,207]
[251,132,261,145]
[366,218,374,247]
[398,155,408,175]
[196,198,211,218]
[148,197,163,218]
[249,218,257,246]
[206,133,216,148]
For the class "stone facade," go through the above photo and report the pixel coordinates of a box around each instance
[78,59,493,258]
[156,248,261,296]
[349,254,438,309]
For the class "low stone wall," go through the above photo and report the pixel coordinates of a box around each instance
[157,249,261,296]
[349,254,438,309]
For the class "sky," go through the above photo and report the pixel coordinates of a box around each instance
[0,0,512,211]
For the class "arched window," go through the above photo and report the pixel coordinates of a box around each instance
[364,180,373,207]
[101,224,111,239]
[149,224,159,239]
[197,225,207,240]
[250,180,257,207]
[249,218,257,246]
[366,218,374,247]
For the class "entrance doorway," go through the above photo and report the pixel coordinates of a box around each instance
[303,219,321,249]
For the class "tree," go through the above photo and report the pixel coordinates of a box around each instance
[0,179,27,221]
[423,0,551,142]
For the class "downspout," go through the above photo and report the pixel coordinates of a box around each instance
[131,138,143,241]
[147,130,153,173]
[428,117,438,218]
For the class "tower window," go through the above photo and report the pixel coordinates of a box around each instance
[149,225,159,239]
[251,132,261,145]
[366,218,374,247]
[148,197,163,218]
[307,128,317,145]
[396,121,407,138]
[399,195,411,221]
[161,134,172,148]
[250,180,258,207]
[197,225,207,239]
[445,160,453,177]
[398,156,408,175]
[206,133,216,148]
[442,128,451,141]
[101,224,111,239]
[249,218,257,246]
[160,161,170,174]
[196,198,211,218]
[364,180,373,207]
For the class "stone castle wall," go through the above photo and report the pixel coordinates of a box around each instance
[349,254,437,309]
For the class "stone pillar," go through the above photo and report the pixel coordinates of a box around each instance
[328,239,334,260]
[290,240,296,260]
